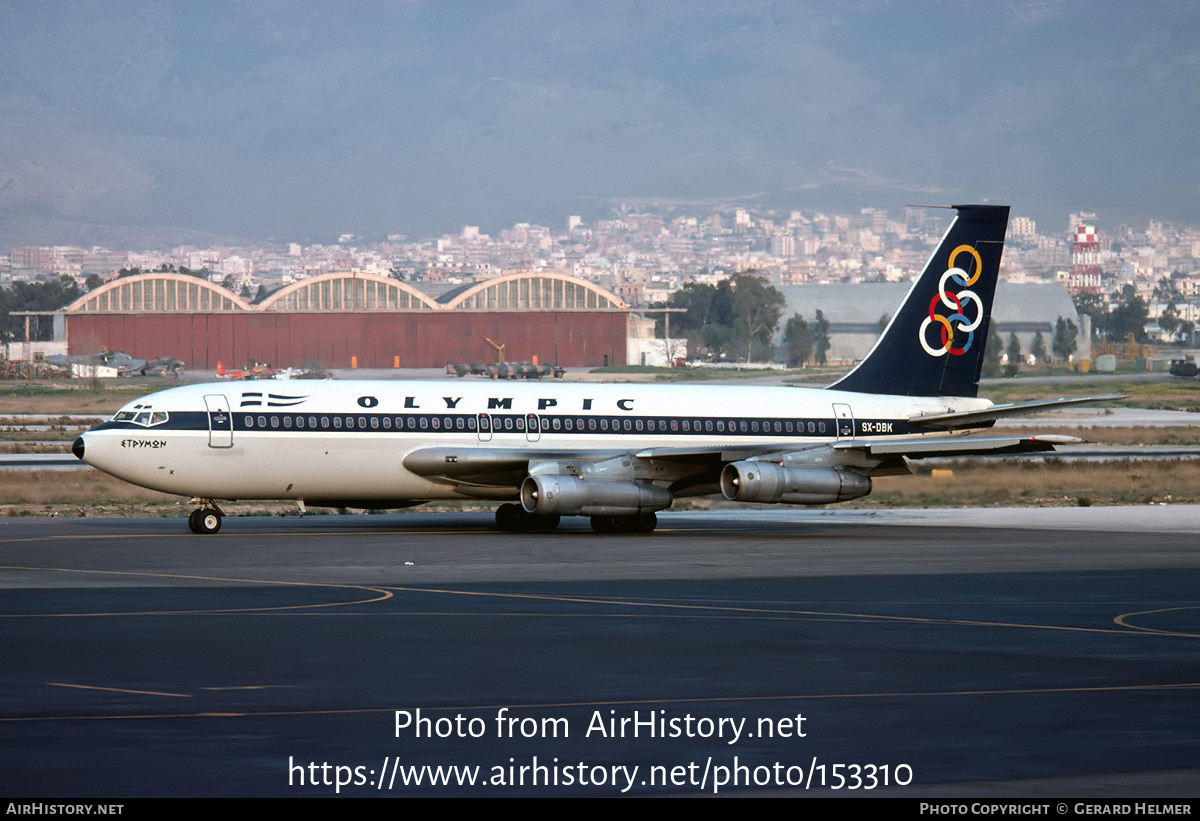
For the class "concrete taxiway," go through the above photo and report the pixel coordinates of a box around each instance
[1,508,1199,797]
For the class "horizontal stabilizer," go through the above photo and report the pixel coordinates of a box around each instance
[908,394,1128,429]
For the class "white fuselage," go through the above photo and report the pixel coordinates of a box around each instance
[77,380,991,503]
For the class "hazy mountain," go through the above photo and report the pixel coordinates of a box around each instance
[2,1,1197,246]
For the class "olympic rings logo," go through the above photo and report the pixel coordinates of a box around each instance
[918,244,984,357]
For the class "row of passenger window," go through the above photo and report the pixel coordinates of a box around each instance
[239,413,832,435]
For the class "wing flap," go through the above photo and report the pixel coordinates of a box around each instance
[833,434,1079,459]
[633,444,812,463]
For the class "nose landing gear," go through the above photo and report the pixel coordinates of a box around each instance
[187,500,225,534]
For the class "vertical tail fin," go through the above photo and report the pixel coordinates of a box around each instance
[830,204,1009,397]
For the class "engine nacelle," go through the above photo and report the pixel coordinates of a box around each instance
[720,462,871,505]
[521,475,672,516]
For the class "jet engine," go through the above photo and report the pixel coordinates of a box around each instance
[520,474,671,517]
[720,461,871,505]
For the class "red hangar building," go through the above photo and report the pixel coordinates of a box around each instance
[59,271,632,369]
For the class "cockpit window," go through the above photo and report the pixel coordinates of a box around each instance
[113,404,168,427]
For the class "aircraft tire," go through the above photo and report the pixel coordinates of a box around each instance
[189,508,222,535]
[591,513,657,534]
[629,511,657,533]
[497,505,559,532]
[495,503,523,532]
[533,514,561,531]
[589,515,619,534]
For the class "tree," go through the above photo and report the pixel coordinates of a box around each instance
[1153,276,1179,304]
[1109,284,1149,343]
[659,281,729,360]
[1179,320,1196,346]
[1052,317,1078,361]
[730,274,785,362]
[655,335,687,366]
[813,310,831,366]
[783,313,814,367]
[982,328,1003,377]
[700,322,735,360]
[1031,331,1048,363]
[1072,290,1108,340]
[659,275,784,362]
[0,276,83,342]
[1004,332,1022,377]
[1006,333,1022,365]
[1158,302,1180,339]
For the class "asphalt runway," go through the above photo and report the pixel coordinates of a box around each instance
[2,508,1199,797]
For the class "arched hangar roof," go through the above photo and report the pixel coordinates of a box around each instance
[63,271,627,314]
[258,272,438,312]
[65,273,253,313]
[437,271,628,311]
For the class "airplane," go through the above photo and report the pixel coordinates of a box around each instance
[46,350,148,377]
[214,361,245,379]
[216,361,297,380]
[145,357,186,378]
[72,204,1121,535]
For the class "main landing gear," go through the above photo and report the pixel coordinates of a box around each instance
[589,512,657,534]
[494,503,560,533]
[494,504,658,534]
[187,500,224,534]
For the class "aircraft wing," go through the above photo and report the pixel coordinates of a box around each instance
[637,433,1081,463]
[908,394,1127,430]
[402,432,1080,499]
[405,442,822,478]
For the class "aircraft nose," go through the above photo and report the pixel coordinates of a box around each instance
[72,436,86,461]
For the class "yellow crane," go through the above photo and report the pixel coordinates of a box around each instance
[485,337,506,364]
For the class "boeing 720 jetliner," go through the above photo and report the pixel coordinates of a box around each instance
[73,205,1118,534]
